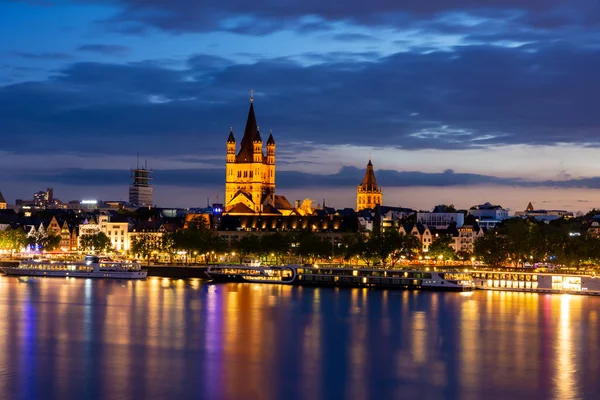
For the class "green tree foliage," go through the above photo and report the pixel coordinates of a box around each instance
[0,228,28,254]
[428,235,455,261]
[40,234,62,251]
[474,233,509,267]
[79,232,113,254]
[130,233,160,265]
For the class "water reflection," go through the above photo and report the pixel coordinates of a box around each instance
[0,277,599,400]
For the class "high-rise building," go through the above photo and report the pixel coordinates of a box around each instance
[225,94,276,213]
[129,161,153,207]
[356,160,382,211]
[33,188,53,209]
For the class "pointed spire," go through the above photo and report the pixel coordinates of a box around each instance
[254,127,262,143]
[227,127,235,143]
[236,99,262,162]
[267,129,275,145]
[359,159,379,191]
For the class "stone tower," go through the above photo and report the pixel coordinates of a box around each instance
[225,95,276,213]
[356,159,382,211]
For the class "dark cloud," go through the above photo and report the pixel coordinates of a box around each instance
[85,0,589,34]
[15,52,73,60]
[77,44,130,55]
[11,166,600,191]
[0,43,598,157]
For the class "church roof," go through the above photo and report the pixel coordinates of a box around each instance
[359,160,380,191]
[228,203,255,214]
[0,191,5,204]
[262,204,282,215]
[267,132,275,145]
[236,102,263,163]
[526,202,534,211]
[274,195,293,210]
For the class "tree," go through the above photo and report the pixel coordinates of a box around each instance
[428,235,455,262]
[130,233,160,265]
[40,234,62,252]
[388,232,422,267]
[474,233,508,267]
[230,235,261,263]
[0,228,28,256]
[79,232,113,254]
[260,233,290,264]
[294,233,332,265]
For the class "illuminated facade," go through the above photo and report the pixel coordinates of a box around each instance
[225,97,276,213]
[356,160,382,211]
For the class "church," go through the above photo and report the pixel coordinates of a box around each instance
[224,95,294,215]
[356,159,382,211]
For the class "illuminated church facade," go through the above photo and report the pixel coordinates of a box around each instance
[225,96,293,215]
[356,159,382,211]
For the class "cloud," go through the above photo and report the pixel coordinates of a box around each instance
[1,42,598,160]
[10,165,600,192]
[14,52,73,60]
[77,44,130,55]
[86,0,589,34]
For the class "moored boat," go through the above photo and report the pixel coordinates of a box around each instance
[471,270,600,295]
[292,265,474,292]
[206,264,296,284]
[1,255,147,279]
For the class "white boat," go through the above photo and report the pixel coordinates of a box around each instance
[471,270,600,295]
[206,264,296,284]
[1,255,147,279]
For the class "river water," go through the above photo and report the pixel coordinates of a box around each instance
[0,276,598,400]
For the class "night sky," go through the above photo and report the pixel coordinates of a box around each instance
[1,0,599,211]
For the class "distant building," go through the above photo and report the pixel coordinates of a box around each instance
[417,207,464,229]
[468,202,509,228]
[0,191,6,210]
[129,163,153,207]
[356,160,382,212]
[514,202,573,221]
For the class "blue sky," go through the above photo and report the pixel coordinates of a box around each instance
[1,0,599,211]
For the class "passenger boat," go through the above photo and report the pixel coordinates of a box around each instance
[292,265,474,292]
[471,270,600,295]
[206,264,296,284]
[1,255,147,279]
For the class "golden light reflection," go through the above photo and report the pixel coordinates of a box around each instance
[555,295,577,400]
[411,312,427,364]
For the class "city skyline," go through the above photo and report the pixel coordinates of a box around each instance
[1,1,599,211]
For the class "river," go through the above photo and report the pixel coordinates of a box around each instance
[0,276,598,400]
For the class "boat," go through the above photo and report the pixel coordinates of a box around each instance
[1,255,147,279]
[206,264,296,284]
[291,265,475,291]
[470,270,600,295]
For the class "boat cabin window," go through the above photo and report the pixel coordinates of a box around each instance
[85,255,100,265]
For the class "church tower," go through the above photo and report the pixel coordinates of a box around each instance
[225,93,276,213]
[356,159,382,211]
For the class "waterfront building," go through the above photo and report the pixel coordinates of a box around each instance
[451,224,484,254]
[356,160,382,212]
[514,202,573,221]
[467,202,508,228]
[399,223,435,252]
[129,162,153,207]
[417,207,465,229]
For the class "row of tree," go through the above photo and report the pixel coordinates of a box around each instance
[0,227,62,253]
[474,218,600,268]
